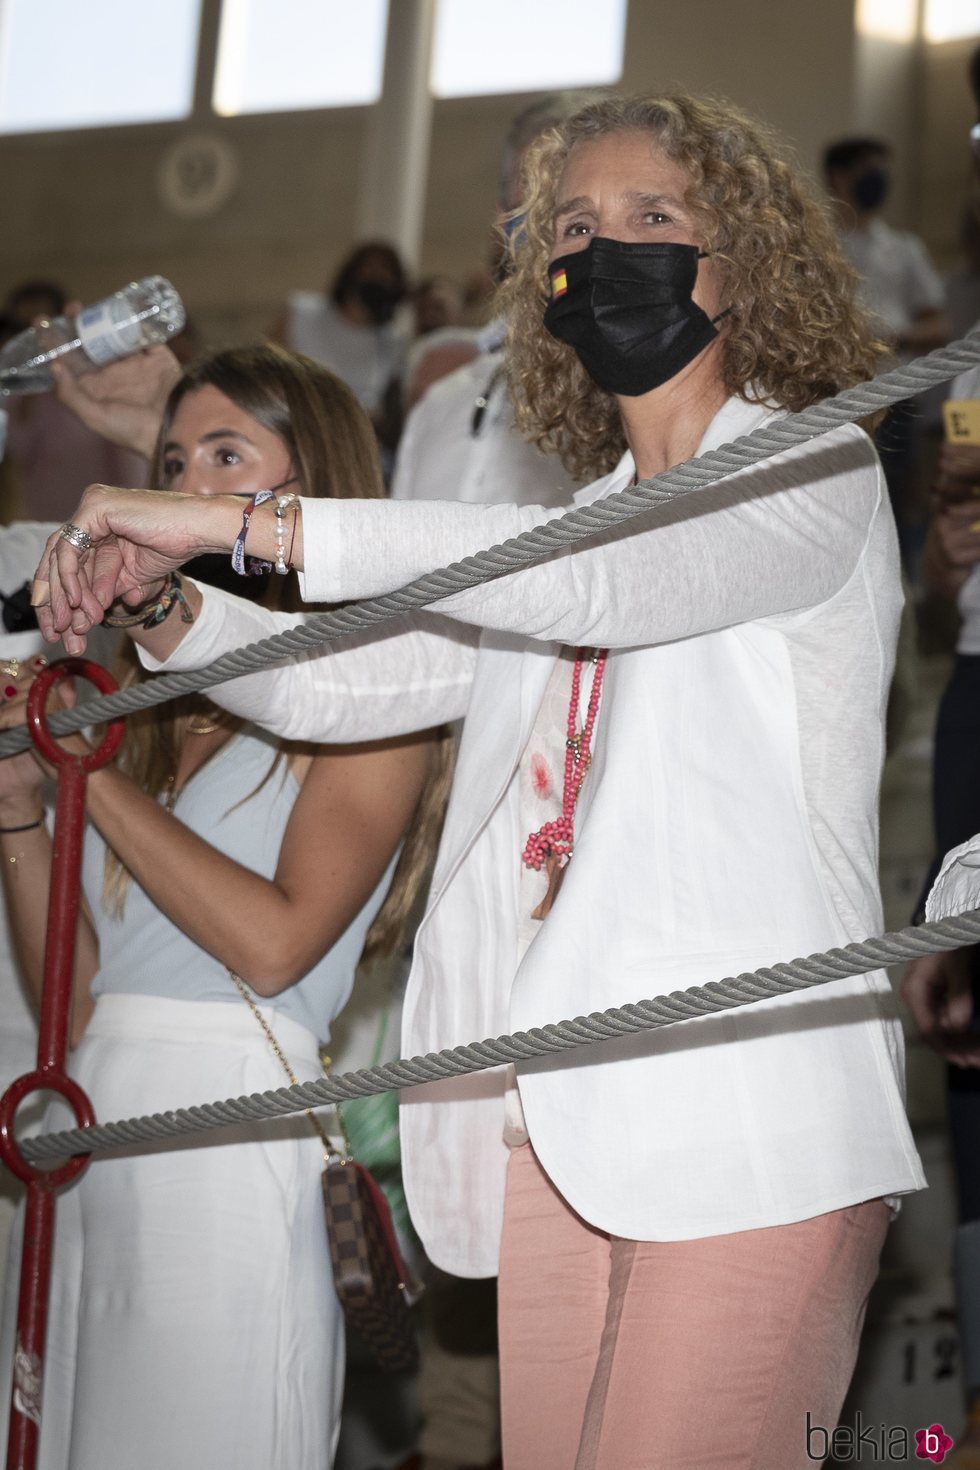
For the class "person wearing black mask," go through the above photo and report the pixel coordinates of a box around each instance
[823,137,947,360]
[37,92,921,1469]
[275,240,409,448]
[824,137,948,572]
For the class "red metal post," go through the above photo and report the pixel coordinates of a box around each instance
[0,661,123,1470]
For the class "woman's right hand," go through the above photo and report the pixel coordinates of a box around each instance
[0,752,45,826]
[50,344,180,460]
[901,948,980,1066]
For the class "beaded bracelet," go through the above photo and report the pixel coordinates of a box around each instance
[104,571,195,630]
[273,494,300,574]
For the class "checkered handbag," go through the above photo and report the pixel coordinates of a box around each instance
[225,971,420,1375]
[321,1156,419,1372]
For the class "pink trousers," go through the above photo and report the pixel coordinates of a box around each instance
[497,1144,889,1470]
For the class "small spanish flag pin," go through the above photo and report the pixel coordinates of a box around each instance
[551,267,568,299]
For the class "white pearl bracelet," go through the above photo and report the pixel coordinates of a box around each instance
[273,494,300,575]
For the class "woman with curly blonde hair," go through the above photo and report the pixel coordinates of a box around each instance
[499,91,886,482]
[37,91,923,1469]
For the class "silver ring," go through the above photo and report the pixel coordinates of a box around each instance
[59,523,94,552]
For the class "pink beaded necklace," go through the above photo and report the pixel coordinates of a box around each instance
[522,647,608,919]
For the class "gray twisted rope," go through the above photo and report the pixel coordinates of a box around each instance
[0,328,978,757]
[20,904,980,1164]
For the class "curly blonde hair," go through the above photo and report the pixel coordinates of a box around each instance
[497,92,886,483]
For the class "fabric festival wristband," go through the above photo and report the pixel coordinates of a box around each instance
[104,571,194,630]
[232,490,275,576]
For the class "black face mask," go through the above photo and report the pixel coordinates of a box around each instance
[355,281,403,326]
[852,166,889,212]
[182,553,271,603]
[542,237,725,397]
[0,581,38,633]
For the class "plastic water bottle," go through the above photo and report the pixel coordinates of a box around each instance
[0,276,186,397]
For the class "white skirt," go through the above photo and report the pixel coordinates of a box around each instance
[0,993,343,1470]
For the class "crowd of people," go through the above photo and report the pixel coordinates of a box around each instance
[0,63,979,1470]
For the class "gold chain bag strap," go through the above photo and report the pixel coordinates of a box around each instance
[227,972,420,1372]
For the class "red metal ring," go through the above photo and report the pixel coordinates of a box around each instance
[26,659,123,771]
[0,1071,93,1189]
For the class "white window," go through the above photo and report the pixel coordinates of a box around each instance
[922,0,980,43]
[431,0,627,99]
[213,0,389,116]
[0,0,202,134]
[855,0,918,42]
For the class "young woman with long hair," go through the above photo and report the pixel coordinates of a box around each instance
[0,345,449,1470]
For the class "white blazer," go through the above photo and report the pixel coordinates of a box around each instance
[144,395,925,1276]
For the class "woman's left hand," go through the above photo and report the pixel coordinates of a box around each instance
[0,661,94,777]
[31,485,239,654]
[0,659,53,818]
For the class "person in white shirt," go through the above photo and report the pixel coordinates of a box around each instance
[274,242,410,479]
[33,91,923,1470]
[392,324,580,510]
[824,137,947,358]
[392,93,591,518]
[387,91,590,517]
[277,241,408,415]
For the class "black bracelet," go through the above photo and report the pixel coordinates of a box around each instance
[0,818,43,834]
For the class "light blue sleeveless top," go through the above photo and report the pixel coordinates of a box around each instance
[81,725,393,1040]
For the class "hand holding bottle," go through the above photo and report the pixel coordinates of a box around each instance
[51,344,180,459]
[0,277,185,401]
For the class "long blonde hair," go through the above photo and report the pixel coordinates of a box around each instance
[497,92,887,483]
[106,344,452,958]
